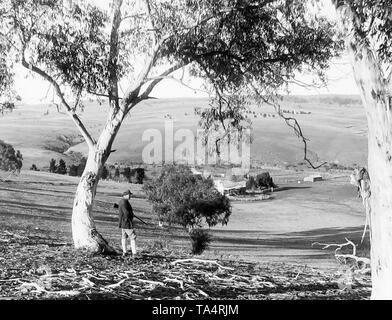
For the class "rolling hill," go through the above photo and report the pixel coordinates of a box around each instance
[0,95,367,169]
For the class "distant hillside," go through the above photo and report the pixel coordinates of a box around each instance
[283,94,362,106]
[0,95,367,169]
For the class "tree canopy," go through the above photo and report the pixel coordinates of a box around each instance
[0,0,342,128]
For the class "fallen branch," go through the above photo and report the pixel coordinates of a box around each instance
[139,279,164,286]
[18,281,80,297]
[163,278,184,290]
[171,258,235,271]
[312,238,370,273]
[81,277,95,287]
[106,278,127,289]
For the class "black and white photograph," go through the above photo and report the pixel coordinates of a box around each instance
[0,0,390,308]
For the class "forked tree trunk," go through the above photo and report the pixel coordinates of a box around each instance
[347,43,392,299]
[71,108,125,254]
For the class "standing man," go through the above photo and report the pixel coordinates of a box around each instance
[118,190,137,257]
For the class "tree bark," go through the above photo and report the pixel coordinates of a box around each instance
[347,42,392,299]
[71,107,125,254]
[71,148,113,253]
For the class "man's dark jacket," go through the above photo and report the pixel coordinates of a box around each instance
[118,199,134,229]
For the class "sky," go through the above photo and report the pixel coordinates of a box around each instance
[13,0,360,103]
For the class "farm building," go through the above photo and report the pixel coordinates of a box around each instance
[303,175,323,182]
[190,167,203,176]
[214,179,247,196]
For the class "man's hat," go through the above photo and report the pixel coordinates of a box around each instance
[122,190,133,197]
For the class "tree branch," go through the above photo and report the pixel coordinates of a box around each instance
[108,0,123,111]
[121,33,176,111]
[143,0,157,45]
[252,85,327,169]
[20,52,96,148]
[137,63,187,102]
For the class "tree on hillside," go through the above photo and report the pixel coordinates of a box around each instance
[101,165,109,180]
[49,159,57,173]
[0,0,341,253]
[332,0,392,299]
[0,140,23,177]
[56,159,67,175]
[143,165,231,231]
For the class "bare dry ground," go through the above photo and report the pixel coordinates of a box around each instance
[0,169,371,299]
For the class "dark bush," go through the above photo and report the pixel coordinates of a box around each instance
[56,159,67,175]
[101,165,109,180]
[245,176,257,190]
[49,158,57,173]
[189,229,212,255]
[30,164,39,171]
[130,167,145,184]
[114,167,120,178]
[0,140,23,173]
[143,165,231,230]
[255,172,277,189]
[122,167,131,179]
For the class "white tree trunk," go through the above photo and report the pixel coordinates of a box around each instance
[347,44,392,299]
[368,129,392,299]
[71,148,114,253]
[71,108,124,253]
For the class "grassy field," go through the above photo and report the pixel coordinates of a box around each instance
[0,95,367,169]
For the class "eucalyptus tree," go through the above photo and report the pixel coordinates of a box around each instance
[332,0,392,299]
[0,0,341,253]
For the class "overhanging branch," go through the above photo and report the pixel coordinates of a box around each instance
[138,63,187,101]
[21,52,96,148]
[252,85,327,169]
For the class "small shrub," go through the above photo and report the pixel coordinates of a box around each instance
[122,166,131,179]
[254,172,277,189]
[190,229,212,255]
[130,167,145,184]
[56,159,67,175]
[49,159,56,173]
[245,176,257,190]
[0,140,23,173]
[101,165,109,180]
[30,164,39,171]
[143,165,231,229]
